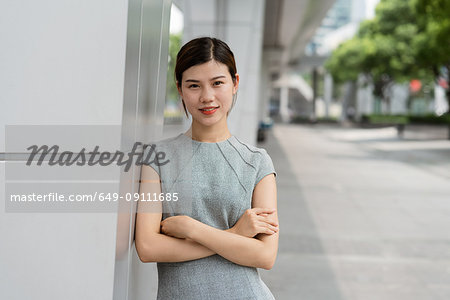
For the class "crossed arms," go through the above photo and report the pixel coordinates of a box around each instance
[135,164,279,270]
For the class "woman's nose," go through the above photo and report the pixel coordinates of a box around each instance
[200,86,214,102]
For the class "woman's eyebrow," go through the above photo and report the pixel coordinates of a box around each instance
[185,75,226,83]
[210,75,226,80]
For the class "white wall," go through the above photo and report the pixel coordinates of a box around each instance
[0,0,171,299]
[0,0,128,299]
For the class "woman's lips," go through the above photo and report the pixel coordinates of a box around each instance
[199,106,219,115]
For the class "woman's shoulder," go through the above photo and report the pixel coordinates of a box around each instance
[142,134,185,165]
[231,135,269,154]
[144,133,184,149]
[229,135,272,163]
[230,136,277,182]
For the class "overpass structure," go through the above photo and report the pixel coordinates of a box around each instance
[175,0,336,141]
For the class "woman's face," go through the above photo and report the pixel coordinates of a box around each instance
[178,60,239,127]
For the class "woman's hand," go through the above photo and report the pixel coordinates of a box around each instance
[160,215,195,239]
[229,208,279,238]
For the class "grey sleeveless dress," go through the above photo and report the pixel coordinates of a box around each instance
[147,133,277,300]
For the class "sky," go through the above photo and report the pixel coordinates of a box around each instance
[365,0,380,19]
[170,4,183,34]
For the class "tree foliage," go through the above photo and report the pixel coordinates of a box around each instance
[412,0,450,106]
[166,33,182,103]
[325,0,449,112]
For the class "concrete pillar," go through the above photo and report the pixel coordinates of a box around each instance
[311,67,318,121]
[280,86,290,123]
[181,0,266,145]
[324,73,333,118]
[1,0,171,299]
[118,1,171,299]
[341,81,357,122]
[356,74,374,118]
[434,84,449,116]
[259,58,271,122]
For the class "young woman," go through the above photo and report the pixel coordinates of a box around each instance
[135,37,279,300]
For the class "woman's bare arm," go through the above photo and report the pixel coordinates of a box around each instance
[135,165,219,262]
[136,165,279,265]
[162,173,279,270]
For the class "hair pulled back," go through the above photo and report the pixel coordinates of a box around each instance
[174,37,238,118]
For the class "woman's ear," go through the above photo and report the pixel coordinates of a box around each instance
[176,81,183,96]
[233,74,240,94]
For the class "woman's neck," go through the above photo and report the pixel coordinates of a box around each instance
[186,120,231,143]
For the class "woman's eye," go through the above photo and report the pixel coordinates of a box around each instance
[188,84,199,88]
[213,81,224,86]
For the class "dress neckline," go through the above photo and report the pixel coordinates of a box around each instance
[179,133,234,145]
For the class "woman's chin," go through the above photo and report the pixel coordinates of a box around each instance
[194,114,226,126]
[196,120,219,127]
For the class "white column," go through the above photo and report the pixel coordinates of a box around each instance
[0,1,171,300]
[434,84,449,115]
[258,58,272,122]
[324,73,333,118]
[280,86,290,123]
[181,0,266,145]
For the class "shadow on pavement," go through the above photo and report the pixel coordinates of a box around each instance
[258,128,345,300]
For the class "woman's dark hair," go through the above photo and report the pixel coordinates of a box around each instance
[175,37,238,118]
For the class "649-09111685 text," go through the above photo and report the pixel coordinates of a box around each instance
[9,192,179,202]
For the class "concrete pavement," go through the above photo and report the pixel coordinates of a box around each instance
[258,123,450,300]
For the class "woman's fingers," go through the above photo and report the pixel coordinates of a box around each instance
[256,220,279,234]
[266,223,279,232]
[258,224,278,235]
[257,214,279,227]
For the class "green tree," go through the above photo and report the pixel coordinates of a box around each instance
[166,33,182,104]
[412,0,450,113]
[325,0,431,113]
[325,37,370,83]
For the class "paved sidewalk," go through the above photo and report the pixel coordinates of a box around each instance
[258,123,450,300]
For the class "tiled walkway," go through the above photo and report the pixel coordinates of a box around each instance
[259,123,450,300]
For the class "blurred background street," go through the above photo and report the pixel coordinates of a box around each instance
[259,123,450,300]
